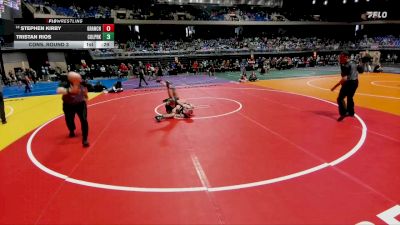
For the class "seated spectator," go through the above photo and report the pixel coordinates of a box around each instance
[156,66,163,82]
[373,64,383,73]
[239,73,248,83]
[208,65,215,77]
[249,71,258,82]
[22,72,32,93]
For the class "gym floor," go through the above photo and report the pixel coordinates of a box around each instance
[1,70,399,224]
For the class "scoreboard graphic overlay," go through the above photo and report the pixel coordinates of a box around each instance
[14,18,114,49]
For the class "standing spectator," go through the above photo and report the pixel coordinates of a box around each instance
[393,54,398,63]
[8,71,13,80]
[0,81,6,124]
[208,64,215,76]
[30,68,38,84]
[240,59,247,75]
[361,51,373,72]
[100,65,107,77]
[145,63,151,76]
[23,74,32,93]
[156,65,163,81]
[9,71,17,86]
[193,61,199,75]
[248,57,255,71]
[148,64,156,81]
[128,63,134,77]
[41,66,47,80]
[2,74,10,86]
[119,63,128,78]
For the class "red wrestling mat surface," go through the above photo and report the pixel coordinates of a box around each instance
[1,84,399,224]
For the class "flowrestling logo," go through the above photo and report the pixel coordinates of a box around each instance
[362,11,388,20]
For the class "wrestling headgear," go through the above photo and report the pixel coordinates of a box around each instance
[182,106,194,117]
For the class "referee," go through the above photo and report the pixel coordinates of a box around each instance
[138,65,148,88]
[57,72,90,147]
[336,51,360,122]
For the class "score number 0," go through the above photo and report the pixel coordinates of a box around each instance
[103,24,114,32]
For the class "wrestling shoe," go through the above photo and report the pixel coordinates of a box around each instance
[337,115,346,122]
[69,131,76,137]
[155,115,163,122]
[82,140,90,148]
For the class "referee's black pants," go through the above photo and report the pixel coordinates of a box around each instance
[337,80,359,116]
[139,74,148,87]
[63,102,89,141]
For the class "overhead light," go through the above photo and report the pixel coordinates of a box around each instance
[323,0,328,5]
[312,0,316,4]
[354,0,358,2]
[343,0,347,3]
